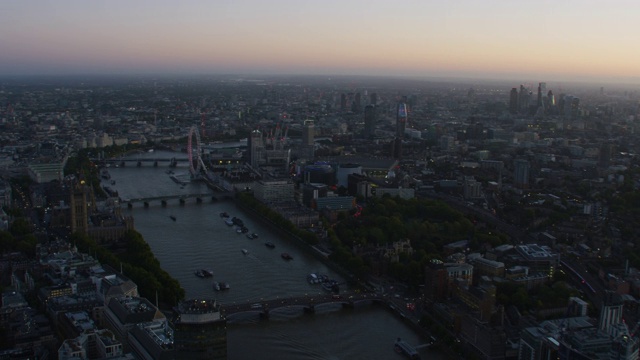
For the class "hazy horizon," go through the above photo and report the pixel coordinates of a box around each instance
[2,1,639,86]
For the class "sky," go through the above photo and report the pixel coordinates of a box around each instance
[1,0,639,84]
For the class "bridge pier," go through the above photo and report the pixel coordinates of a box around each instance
[179,198,185,205]
[127,202,132,209]
[259,309,270,320]
[303,305,315,314]
[342,301,355,309]
[120,161,125,167]
[211,196,218,202]
[144,201,149,208]
[153,161,158,167]
[196,197,202,203]
[137,161,142,167]
[161,200,167,207]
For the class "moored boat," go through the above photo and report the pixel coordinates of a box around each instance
[219,212,229,218]
[264,241,275,248]
[170,215,176,221]
[213,281,230,291]
[307,273,320,284]
[242,249,249,255]
[281,253,293,260]
[195,269,213,278]
[322,279,340,293]
[394,338,421,359]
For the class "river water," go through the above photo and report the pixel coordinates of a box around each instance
[106,150,443,360]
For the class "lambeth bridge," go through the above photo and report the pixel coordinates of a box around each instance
[223,292,385,320]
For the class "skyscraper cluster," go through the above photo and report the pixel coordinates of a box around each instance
[509,82,563,118]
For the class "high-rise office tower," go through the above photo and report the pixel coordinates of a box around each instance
[340,93,347,111]
[396,101,407,138]
[546,90,555,113]
[370,93,377,106]
[302,119,315,158]
[537,82,547,108]
[518,85,530,113]
[570,97,580,119]
[172,299,227,360]
[363,105,375,139]
[248,130,264,168]
[562,95,573,118]
[509,88,519,114]
[302,120,314,146]
[547,90,554,105]
[353,92,362,113]
[599,292,623,335]
[513,159,530,189]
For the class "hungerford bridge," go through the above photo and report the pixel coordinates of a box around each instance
[98,126,243,177]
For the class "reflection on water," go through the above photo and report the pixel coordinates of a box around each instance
[106,154,443,360]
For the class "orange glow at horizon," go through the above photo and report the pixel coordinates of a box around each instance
[1,1,639,83]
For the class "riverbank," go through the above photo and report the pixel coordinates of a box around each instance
[233,196,359,288]
[232,193,443,350]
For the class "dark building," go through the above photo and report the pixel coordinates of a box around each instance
[172,299,226,360]
[104,296,166,352]
[302,164,336,186]
[537,82,546,109]
[300,183,329,208]
[363,105,375,139]
[513,159,530,190]
[424,260,449,302]
[353,92,362,113]
[370,92,377,106]
[392,137,402,159]
[599,142,614,167]
[301,120,315,159]
[247,130,264,168]
[509,88,518,114]
[396,101,407,138]
[518,85,530,114]
[347,173,369,197]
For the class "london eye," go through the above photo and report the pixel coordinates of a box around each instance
[187,126,207,178]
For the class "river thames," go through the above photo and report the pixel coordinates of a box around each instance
[106,150,443,360]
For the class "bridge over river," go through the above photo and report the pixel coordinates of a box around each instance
[121,192,234,208]
[223,292,384,319]
[97,156,243,169]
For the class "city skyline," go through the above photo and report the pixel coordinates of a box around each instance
[1,0,639,84]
